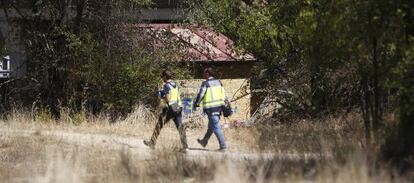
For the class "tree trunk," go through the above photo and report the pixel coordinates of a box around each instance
[372,38,381,131]
[74,0,86,36]
[360,71,373,145]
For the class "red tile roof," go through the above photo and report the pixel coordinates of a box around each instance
[125,24,255,62]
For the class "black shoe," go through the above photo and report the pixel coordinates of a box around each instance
[218,147,227,152]
[197,139,207,148]
[143,140,155,149]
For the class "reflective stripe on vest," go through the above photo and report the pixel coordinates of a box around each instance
[202,79,225,109]
[167,83,182,106]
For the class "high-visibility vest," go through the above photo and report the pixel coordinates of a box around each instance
[202,79,226,109]
[166,83,182,106]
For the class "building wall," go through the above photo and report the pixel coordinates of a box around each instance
[178,78,251,123]
[191,62,254,79]
[176,61,258,124]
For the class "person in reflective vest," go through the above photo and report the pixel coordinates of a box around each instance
[144,70,188,151]
[193,67,227,151]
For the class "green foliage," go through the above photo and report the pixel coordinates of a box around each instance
[105,59,158,114]
[72,111,86,125]
[36,108,55,124]
[187,0,410,118]
[381,38,414,164]
[8,0,195,117]
[393,39,414,116]
[187,0,414,162]
[129,0,153,6]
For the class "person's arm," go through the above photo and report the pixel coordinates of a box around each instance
[193,82,207,109]
[161,84,171,102]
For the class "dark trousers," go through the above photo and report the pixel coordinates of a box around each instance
[150,106,188,148]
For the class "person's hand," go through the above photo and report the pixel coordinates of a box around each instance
[155,91,161,97]
[192,103,199,111]
[155,90,165,98]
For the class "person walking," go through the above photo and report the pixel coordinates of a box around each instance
[193,67,227,151]
[144,70,188,151]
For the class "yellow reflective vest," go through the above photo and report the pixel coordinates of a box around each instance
[202,79,226,109]
[166,83,182,107]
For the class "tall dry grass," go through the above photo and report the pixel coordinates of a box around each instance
[0,135,405,183]
[0,106,411,182]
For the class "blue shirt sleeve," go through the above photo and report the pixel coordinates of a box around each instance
[161,82,175,98]
[163,84,171,95]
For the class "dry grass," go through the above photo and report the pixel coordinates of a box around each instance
[2,106,258,152]
[0,135,404,183]
[0,106,411,182]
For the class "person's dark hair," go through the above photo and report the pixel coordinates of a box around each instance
[204,67,214,77]
[162,70,173,79]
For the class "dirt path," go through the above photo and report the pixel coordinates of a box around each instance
[0,128,328,161]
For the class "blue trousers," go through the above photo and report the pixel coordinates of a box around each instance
[202,113,227,148]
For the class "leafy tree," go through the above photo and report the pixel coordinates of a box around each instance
[1,0,191,118]
[383,38,414,170]
[186,0,411,143]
